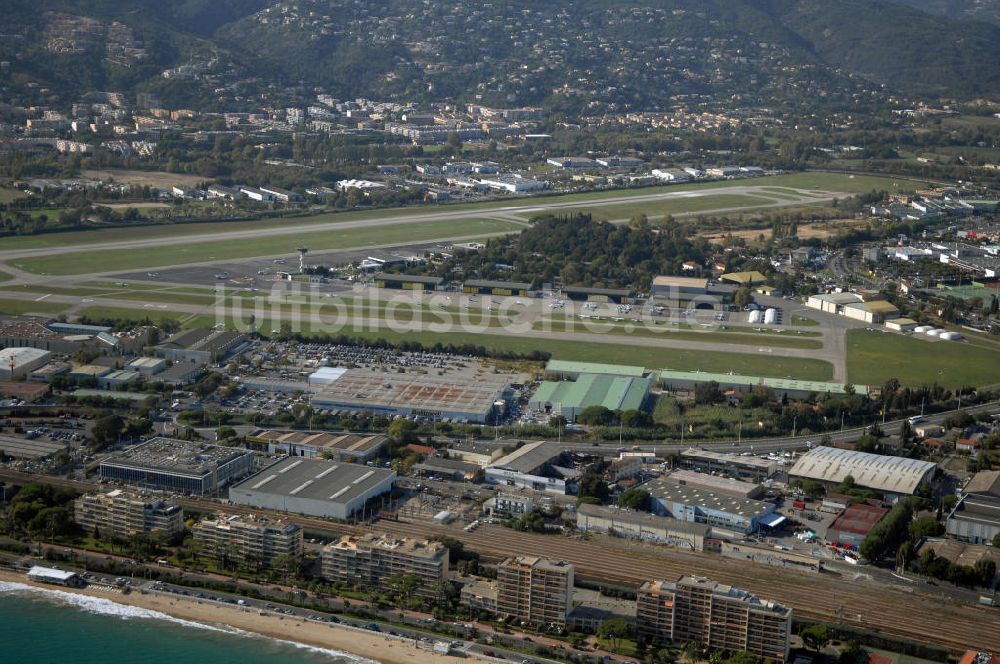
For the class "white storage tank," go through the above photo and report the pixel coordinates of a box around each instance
[764,308,778,325]
[925,328,942,337]
[940,331,963,341]
[913,325,932,333]
[748,310,763,324]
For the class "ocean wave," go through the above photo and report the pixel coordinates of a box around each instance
[0,582,377,663]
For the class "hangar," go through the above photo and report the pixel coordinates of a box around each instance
[788,447,937,500]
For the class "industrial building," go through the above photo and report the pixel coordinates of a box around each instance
[311,366,515,423]
[412,456,481,481]
[127,357,167,376]
[321,534,449,598]
[562,286,634,304]
[544,360,647,380]
[99,438,256,495]
[843,300,900,324]
[74,490,184,539]
[193,515,303,568]
[643,478,780,534]
[496,555,575,627]
[484,492,535,518]
[719,271,768,287]
[462,279,532,297]
[0,433,67,460]
[825,503,888,547]
[0,347,52,380]
[662,470,763,499]
[636,576,791,660]
[528,373,651,421]
[651,276,709,300]
[485,441,568,494]
[245,429,389,462]
[444,440,505,467]
[788,447,937,500]
[678,448,777,482]
[806,292,864,315]
[373,273,444,291]
[659,370,866,400]
[575,504,709,551]
[947,471,1000,544]
[228,457,396,520]
[156,328,249,364]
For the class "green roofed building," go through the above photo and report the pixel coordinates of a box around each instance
[529,373,651,421]
[658,370,866,399]
[545,359,647,379]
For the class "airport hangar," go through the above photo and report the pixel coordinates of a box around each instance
[229,457,396,520]
[310,367,515,423]
[788,447,937,502]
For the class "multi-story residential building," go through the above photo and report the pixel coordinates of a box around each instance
[192,515,302,569]
[636,576,791,661]
[496,555,574,627]
[74,490,184,539]
[321,533,449,598]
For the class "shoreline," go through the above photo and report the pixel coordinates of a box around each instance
[0,569,455,664]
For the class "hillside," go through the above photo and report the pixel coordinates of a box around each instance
[1,0,999,108]
[894,0,1000,24]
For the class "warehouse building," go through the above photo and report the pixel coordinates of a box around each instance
[659,370,865,400]
[825,503,888,548]
[643,478,780,535]
[662,469,763,499]
[485,441,568,494]
[529,373,651,421]
[575,503,709,551]
[788,447,937,501]
[637,576,791,660]
[805,292,863,315]
[193,515,303,568]
[321,533,449,598]
[719,271,768,287]
[0,347,52,380]
[127,357,167,376]
[843,300,900,324]
[75,490,184,539]
[0,433,67,460]
[245,429,389,462]
[99,438,255,495]
[497,555,574,628]
[462,279,532,297]
[651,276,709,300]
[156,328,250,364]
[228,457,396,520]
[373,273,444,291]
[311,366,516,423]
[947,470,1000,544]
[678,448,777,482]
[544,360,647,380]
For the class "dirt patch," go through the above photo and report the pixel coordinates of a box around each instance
[699,219,867,244]
[82,169,209,188]
[96,202,172,210]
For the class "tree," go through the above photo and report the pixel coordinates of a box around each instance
[733,287,752,309]
[801,624,830,652]
[577,405,615,426]
[387,418,419,443]
[91,414,124,448]
[387,573,422,609]
[693,381,724,405]
[993,532,1000,548]
[597,617,634,652]
[974,559,997,589]
[617,488,651,512]
[909,516,944,539]
[896,540,915,571]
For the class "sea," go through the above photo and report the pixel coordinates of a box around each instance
[0,581,378,664]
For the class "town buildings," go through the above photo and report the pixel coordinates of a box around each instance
[496,555,574,627]
[321,534,449,598]
[99,438,256,495]
[74,490,184,539]
[192,515,303,568]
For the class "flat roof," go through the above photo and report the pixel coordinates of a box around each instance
[374,273,444,285]
[0,347,51,368]
[562,285,633,296]
[577,503,710,536]
[965,470,1000,497]
[680,448,776,471]
[248,429,389,455]
[491,441,562,474]
[231,456,395,505]
[464,279,532,290]
[663,469,760,498]
[788,447,936,495]
[102,438,253,477]
[950,493,1000,528]
[545,360,646,377]
[643,478,773,519]
[0,433,68,459]
[811,292,863,305]
[720,271,768,285]
[845,300,899,314]
[659,369,866,396]
[827,503,888,535]
[28,566,78,581]
[652,275,709,289]
[531,374,650,412]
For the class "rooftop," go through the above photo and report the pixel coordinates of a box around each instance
[643,478,774,518]
[0,347,50,368]
[652,275,709,290]
[230,456,395,505]
[577,503,711,536]
[545,359,646,378]
[965,470,1000,497]
[531,374,650,412]
[827,503,889,536]
[658,369,864,396]
[490,441,562,475]
[374,272,444,286]
[680,447,776,472]
[662,469,761,498]
[719,271,768,285]
[247,429,389,455]
[502,555,573,574]
[326,533,447,560]
[102,438,252,476]
[788,447,937,495]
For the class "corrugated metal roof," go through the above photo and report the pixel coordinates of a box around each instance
[788,447,936,495]
[545,360,646,377]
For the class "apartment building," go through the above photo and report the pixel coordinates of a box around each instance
[192,515,303,568]
[637,576,791,661]
[321,533,449,598]
[496,555,574,627]
[74,490,184,539]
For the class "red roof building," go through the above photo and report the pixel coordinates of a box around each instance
[826,503,889,547]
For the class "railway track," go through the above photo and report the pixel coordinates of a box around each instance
[1,469,995,652]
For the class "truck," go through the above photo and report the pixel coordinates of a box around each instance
[980,596,997,607]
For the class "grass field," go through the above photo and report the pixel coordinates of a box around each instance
[76,305,190,326]
[0,271,12,283]
[11,218,521,275]
[0,298,70,315]
[791,315,818,326]
[0,187,28,203]
[846,329,1000,389]
[556,193,776,222]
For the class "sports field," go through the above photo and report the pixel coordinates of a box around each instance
[846,328,1000,389]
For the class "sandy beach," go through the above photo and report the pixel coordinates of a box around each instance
[0,569,455,664]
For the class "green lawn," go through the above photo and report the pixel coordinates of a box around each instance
[76,305,190,326]
[0,271,12,283]
[0,187,28,203]
[846,328,1000,389]
[563,193,776,222]
[532,319,823,349]
[791,315,819,326]
[0,298,70,315]
[12,218,521,275]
